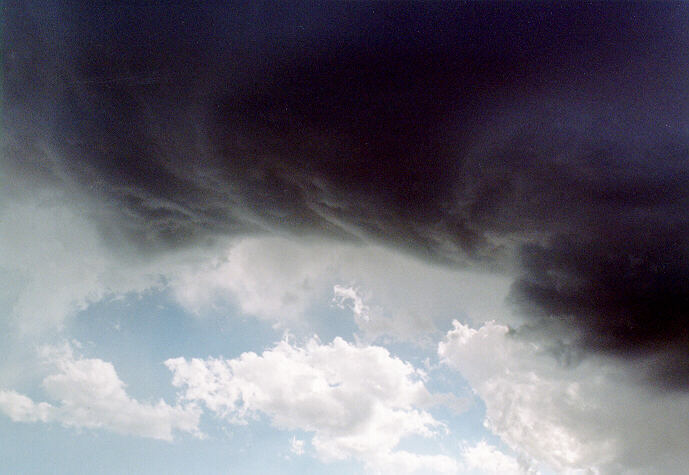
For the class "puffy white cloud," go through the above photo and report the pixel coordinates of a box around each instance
[0,390,54,423]
[166,336,458,473]
[439,320,689,474]
[461,441,529,475]
[0,345,201,441]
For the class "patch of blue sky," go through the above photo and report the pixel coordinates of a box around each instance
[0,415,360,475]
[67,288,282,401]
[299,295,362,344]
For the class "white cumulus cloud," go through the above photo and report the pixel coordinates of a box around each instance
[0,344,201,441]
[166,336,458,474]
[461,440,530,475]
[439,320,689,474]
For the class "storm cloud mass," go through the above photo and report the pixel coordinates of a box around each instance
[4,0,689,392]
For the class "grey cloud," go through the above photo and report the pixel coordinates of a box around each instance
[4,2,689,387]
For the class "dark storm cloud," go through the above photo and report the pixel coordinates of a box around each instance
[4,2,689,386]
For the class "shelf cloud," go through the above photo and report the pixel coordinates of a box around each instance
[4,2,689,390]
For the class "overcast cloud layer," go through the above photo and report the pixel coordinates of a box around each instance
[5,2,689,384]
[3,2,689,474]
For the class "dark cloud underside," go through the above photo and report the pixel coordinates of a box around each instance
[4,2,689,387]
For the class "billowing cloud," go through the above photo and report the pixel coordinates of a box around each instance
[5,2,689,385]
[439,321,689,474]
[166,336,458,473]
[461,441,530,475]
[0,345,201,440]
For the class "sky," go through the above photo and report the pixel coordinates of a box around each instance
[2,2,689,474]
